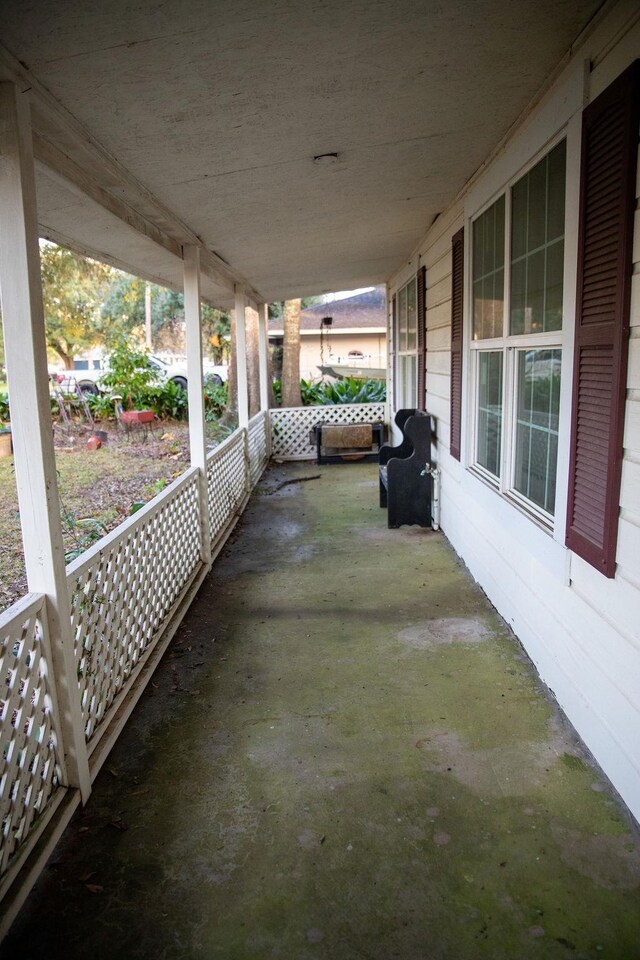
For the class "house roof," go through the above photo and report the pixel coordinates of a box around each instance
[269,287,386,334]
[0,1,604,307]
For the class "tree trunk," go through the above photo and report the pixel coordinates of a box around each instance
[50,341,74,369]
[281,298,301,407]
[220,308,238,427]
[246,306,260,417]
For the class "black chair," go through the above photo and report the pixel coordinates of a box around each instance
[378,409,434,528]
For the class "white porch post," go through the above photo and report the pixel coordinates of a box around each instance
[257,301,271,456]
[258,302,270,412]
[234,286,249,429]
[183,245,212,566]
[0,83,91,800]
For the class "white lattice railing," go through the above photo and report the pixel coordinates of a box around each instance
[207,429,248,547]
[67,467,202,745]
[248,411,269,486]
[0,594,65,877]
[269,403,386,460]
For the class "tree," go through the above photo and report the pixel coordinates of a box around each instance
[100,274,230,358]
[40,243,113,368]
[281,298,302,407]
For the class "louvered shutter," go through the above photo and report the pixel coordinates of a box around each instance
[565,60,640,577]
[416,265,427,410]
[450,228,464,460]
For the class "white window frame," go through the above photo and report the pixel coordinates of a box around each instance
[467,129,574,530]
[395,275,419,409]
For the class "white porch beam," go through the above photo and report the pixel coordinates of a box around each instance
[234,287,249,430]
[258,302,270,412]
[183,245,212,565]
[0,82,91,800]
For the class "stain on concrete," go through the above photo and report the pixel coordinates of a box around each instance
[398,616,491,648]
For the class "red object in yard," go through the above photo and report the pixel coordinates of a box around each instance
[86,435,102,450]
[120,410,155,425]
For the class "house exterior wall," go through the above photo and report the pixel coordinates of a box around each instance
[388,6,640,822]
[269,331,387,381]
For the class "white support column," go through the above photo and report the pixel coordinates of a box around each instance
[234,286,249,430]
[183,245,212,566]
[258,302,270,412]
[257,301,272,457]
[0,82,91,800]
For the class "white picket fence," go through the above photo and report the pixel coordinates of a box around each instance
[0,403,379,914]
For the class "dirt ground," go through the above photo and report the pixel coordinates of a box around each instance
[0,419,227,613]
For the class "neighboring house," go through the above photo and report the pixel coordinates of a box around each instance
[388,37,640,820]
[269,287,386,380]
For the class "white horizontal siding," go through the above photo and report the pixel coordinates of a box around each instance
[616,515,640,584]
[426,325,450,352]
[624,395,640,448]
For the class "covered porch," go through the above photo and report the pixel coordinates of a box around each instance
[3,461,640,958]
[1,0,640,948]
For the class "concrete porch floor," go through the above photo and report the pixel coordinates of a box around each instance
[3,463,640,959]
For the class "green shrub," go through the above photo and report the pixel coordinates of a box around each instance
[272,377,385,406]
[139,381,188,420]
[0,392,9,422]
[86,393,117,420]
[313,377,386,404]
[204,379,228,421]
[100,338,159,409]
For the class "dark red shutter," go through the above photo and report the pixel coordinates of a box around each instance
[450,228,464,460]
[416,265,427,410]
[566,60,640,577]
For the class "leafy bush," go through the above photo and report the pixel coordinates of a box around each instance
[86,393,117,420]
[313,377,386,404]
[271,377,386,406]
[0,392,9,422]
[138,381,188,421]
[61,511,112,563]
[204,379,228,421]
[100,337,159,409]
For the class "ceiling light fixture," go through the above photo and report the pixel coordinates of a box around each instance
[313,152,339,166]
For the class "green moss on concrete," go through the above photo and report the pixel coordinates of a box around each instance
[3,463,640,960]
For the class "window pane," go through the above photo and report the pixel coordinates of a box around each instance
[526,248,545,334]
[511,177,528,261]
[527,156,547,251]
[399,355,417,408]
[510,258,526,336]
[547,140,566,241]
[477,352,503,477]
[545,238,564,329]
[398,285,407,352]
[510,141,565,334]
[406,278,417,351]
[473,279,484,340]
[473,195,505,339]
[514,349,561,514]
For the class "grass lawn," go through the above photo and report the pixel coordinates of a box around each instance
[0,420,231,613]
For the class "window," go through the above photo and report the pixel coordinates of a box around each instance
[470,140,566,522]
[396,276,418,408]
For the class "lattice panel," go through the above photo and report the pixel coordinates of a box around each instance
[248,412,269,487]
[269,403,386,459]
[0,595,64,876]
[67,470,202,743]
[207,430,248,545]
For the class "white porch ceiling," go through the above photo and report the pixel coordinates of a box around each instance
[0,0,603,308]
